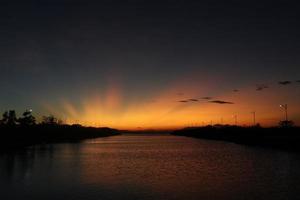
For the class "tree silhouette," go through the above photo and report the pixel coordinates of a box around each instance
[0,111,9,125]
[8,110,17,126]
[42,115,59,125]
[18,110,36,126]
[1,110,17,126]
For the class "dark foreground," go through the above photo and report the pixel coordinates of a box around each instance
[1,134,300,200]
[173,126,300,151]
[0,125,119,150]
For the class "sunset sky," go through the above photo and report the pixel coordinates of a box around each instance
[1,0,300,129]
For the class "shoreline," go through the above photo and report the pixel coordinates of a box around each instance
[0,125,120,151]
[172,126,300,151]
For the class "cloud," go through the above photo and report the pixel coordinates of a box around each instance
[178,98,198,103]
[187,98,198,102]
[177,92,184,96]
[178,100,188,103]
[256,84,269,91]
[201,97,213,100]
[296,80,300,83]
[209,100,234,104]
[233,89,239,92]
[278,81,292,85]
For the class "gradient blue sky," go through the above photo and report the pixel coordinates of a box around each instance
[1,0,300,128]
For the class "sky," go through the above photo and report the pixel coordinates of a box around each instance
[0,0,300,129]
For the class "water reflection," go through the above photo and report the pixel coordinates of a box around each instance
[1,134,300,200]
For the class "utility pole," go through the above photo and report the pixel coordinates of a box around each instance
[251,111,256,125]
[280,104,288,121]
[233,115,237,126]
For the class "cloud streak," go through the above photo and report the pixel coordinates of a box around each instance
[256,84,269,91]
[178,98,199,103]
[278,81,292,85]
[209,100,234,104]
[201,97,213,100]
[187,98,198,102]
[178,100,188,103]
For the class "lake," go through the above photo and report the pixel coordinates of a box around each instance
[1,134,300,200]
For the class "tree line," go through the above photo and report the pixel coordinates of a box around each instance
[0,110,63,126]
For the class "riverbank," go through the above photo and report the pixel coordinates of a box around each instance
[0,125,120,150]
[172,126,300,151]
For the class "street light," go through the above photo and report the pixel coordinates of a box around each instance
[279,104,288,121]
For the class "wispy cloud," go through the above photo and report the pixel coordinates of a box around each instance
[256,84,269,91]
[209,100,234,104]
[178,100,188,103]
[201,97,213,100]
[187,98,198,102]
[278,81,292,85]
[233,89,239,92]
[178,98,198,103]
[296,80,300,83]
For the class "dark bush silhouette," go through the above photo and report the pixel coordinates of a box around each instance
[41,115,60,125]
[279,120,294,128]
[18,110,36,126]
[0,113,6,125]
[1,110,17,126]
[253,123,261,128]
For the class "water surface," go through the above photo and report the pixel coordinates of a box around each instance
[1,134,300,200]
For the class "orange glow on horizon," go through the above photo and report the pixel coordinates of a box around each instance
[40,74,300,130]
